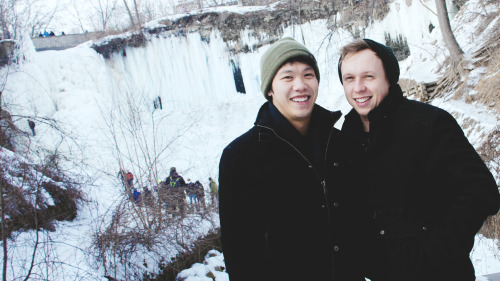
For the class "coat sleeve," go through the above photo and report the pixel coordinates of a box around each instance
[179,176,186,186]
[218,144,268,281]
[425,110,500,258]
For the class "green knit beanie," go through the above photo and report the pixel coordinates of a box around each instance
[260,37,320,100]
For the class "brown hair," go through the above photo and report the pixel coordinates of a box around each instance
[338,39,371,71]
[338,38,400,85]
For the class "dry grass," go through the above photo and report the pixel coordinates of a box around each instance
[445,11,500,113]
[430,2,499,108]
[477,129,500,240]
[473,46,500,114]
[481,214,500,241]
[431,44,500,116]
[399,78,418,91]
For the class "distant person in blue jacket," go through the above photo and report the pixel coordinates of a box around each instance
[132,188,141,203]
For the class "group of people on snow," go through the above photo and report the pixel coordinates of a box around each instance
[118,167,218,215]
[218,38,500,281]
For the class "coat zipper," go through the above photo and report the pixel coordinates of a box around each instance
[256,122,338,279]
[256,123,336,193]
[256,124,323,182]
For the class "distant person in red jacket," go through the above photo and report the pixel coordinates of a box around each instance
[125,171,134,188]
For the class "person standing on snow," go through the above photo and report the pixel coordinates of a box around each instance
[194,180,205,209]
[28,119,36,136]
[218,37,364,281]
[208,177,218,206]
[336,38,500,281]
[186,179,198,205]
[125,171,134,188]
[165,167,187,215]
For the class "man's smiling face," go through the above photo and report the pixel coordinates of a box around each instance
[268,61,318,132]
[341,49,390,123]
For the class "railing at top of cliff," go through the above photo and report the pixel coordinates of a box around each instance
[31,32,106,51]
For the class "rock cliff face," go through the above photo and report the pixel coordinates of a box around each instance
[154,2,333,51]
[0,40,15,67]
[91,1,390,58]
[91,33,147,59]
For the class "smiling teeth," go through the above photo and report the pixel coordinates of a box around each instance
[355,97,370,103]
[292,96,308,102]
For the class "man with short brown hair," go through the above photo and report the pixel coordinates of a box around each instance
[336,38,500,281]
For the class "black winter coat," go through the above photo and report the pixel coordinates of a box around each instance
[340,85,500,281]
[219,102,365,281]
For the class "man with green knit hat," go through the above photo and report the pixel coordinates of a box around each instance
[218,37,363,281]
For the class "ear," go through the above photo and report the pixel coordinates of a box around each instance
[267,90,273,97]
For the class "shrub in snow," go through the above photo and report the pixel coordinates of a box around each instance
[176,250,228,281]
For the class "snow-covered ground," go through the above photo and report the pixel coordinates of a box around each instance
[1,0,499,280]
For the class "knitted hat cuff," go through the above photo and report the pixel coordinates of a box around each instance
[363,39,400,85]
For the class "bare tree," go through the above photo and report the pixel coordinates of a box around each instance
[0,183,6,281]
[0,0,17,38]
[0,154,6,281]
[0,0,58,38]
[122,0,135,28]
[435,0,463,63]
[0,33,91,280]
[140,1,170,22]
[132,0,141,26]
[0,122,85,280]
[67,1,89,33]
[90,0,119,32]
[87,78,220,279]
[0,56,10,281]
[167,0,177,15]
[23,0,59,37]
[429,0,468,97]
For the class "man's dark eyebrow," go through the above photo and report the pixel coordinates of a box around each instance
[277,66,313,75]
[343,70,375,77]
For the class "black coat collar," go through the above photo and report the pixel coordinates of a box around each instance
[254,101,342,175]
[255,101,342,134]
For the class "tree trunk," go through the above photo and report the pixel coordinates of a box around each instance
[133,0,141,27]
[1,177,7,281]
[237,0,243,7]
[435,0,463,62]
[0,90,6,280]
[122,0,135,28]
